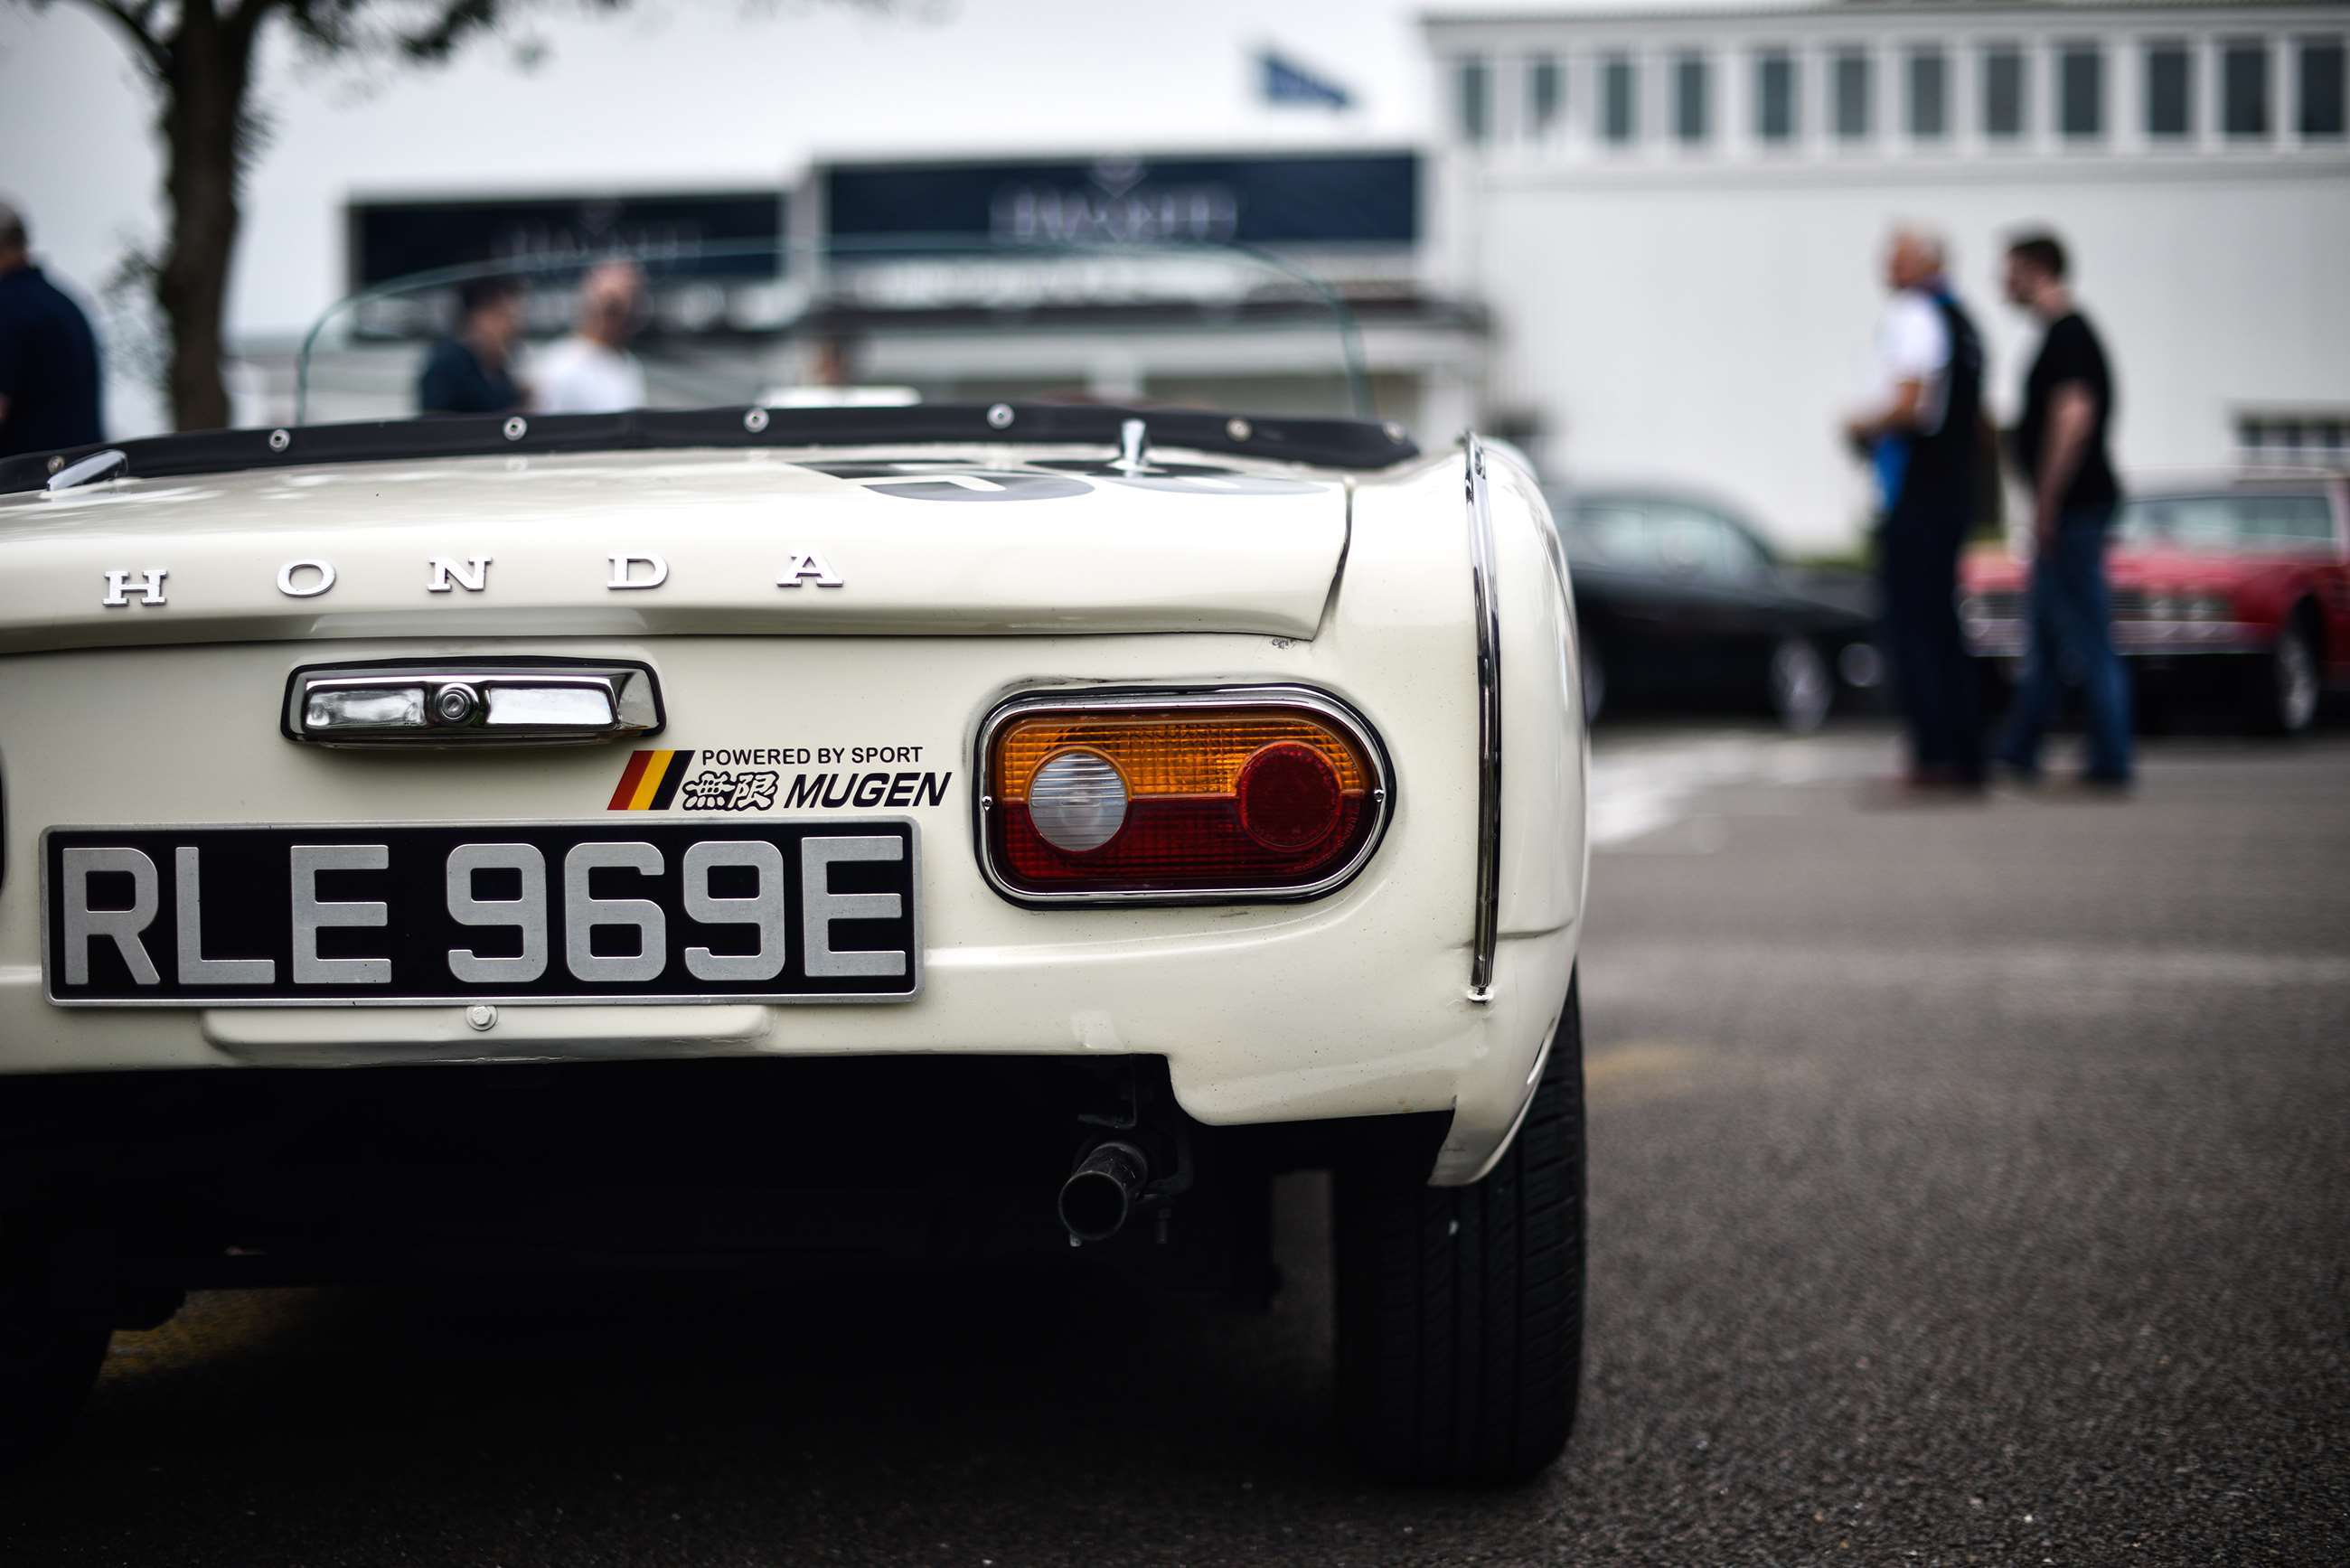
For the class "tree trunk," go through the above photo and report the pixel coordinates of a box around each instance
[154,4,249,432]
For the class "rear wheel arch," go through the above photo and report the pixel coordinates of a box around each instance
[1332,972,1585,1482]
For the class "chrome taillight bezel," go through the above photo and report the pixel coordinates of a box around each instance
[972,683,1395,908]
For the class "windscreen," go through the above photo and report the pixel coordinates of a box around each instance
[2115,491,2337,551]
[292,239,1371,427]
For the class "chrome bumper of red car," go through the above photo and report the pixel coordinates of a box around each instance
[1964,619,2270,659]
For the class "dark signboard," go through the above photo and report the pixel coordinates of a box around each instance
[349,192,785,289]
[822,153,1418,249]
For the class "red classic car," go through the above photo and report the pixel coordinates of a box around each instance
[1961,474,2350,735]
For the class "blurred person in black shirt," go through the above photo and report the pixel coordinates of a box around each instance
[418,275,526,415]
[1996,231,2131,789]
[0,201,104,458]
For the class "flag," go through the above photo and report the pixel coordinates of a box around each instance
[1259,49,1351,110]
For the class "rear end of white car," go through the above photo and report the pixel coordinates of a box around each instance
[0,408,1586,1479]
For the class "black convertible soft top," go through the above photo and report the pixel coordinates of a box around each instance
[0,402,1420,495]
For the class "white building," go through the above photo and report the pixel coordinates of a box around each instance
[1422,1,2350,549]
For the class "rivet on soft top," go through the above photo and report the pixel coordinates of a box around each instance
[985,403,1015,430]
[743,408,769,434]
[1227,418,1253,442]
[268,428,291,452]
[503,417,528,441]
[1384,421,1409,443]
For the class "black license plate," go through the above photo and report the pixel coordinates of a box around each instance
[42,821,919,1006]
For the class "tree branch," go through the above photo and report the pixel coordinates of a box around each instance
[230,0,284,39]
[392,0,500,64]
[227,0,286,54]
[69,0,172,75]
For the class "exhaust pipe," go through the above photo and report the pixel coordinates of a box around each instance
[1058,1140,1150,1244]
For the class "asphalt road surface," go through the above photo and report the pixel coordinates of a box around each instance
[6,725,2347,1566]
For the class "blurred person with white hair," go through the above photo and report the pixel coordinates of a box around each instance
[0,199,104,456]
[1843,225,1988,794]
[534,260,647,415]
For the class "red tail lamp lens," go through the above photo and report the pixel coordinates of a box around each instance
[1235,741,1343,851]
[982,696,1386,900]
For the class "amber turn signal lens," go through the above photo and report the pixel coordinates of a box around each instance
[982,694,1387,900]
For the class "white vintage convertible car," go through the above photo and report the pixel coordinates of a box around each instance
[0,401,1587,1479]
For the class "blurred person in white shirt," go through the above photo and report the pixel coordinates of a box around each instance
[534,261,647,414]
[1841,226,1988,793]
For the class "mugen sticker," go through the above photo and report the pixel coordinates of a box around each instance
[608,746,950,812]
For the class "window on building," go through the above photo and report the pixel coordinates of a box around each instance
[1755,49,1799,142]
[2060,42,2103,140]
[1833,48,1872,140]
[2298,37,2346,137]
[2223,39,2270,138]
[1674,52,1711,144]
[2240,413,2350,468]
[1528,54,1564,138]
[1603,53,1638,146]
[1454,58,1491,144]
[1982,43,2027,139]
[2145,41,2194,138]
[1907,46,1949,138]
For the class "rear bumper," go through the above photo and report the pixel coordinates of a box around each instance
[0,1055,1453,1278]
[1964,618,2271,659]
[0,921,1573,1191]
[0,916,1574,1189]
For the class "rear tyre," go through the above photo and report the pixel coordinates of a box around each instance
[2254,614,2322,737]
[1768,637,1833,734]
[0,1291,109,1469]
[1333,975,1585,1483]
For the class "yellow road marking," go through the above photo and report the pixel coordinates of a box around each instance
[1582,1040,1710,1103]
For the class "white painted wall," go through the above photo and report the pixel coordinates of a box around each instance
[1430,4,2350,550]
[1471,165,2350,547]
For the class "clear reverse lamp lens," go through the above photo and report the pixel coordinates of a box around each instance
[1027,748,1129,852]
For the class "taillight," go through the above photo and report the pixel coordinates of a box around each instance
[978,688,1390,903]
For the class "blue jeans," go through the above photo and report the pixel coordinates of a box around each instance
[1998,510,2133,782]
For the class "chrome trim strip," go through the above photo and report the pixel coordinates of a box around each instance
[38,817,919,1008]
[1463,435,1503,1003]
[281,658,664,747]
[971,683,1394,907]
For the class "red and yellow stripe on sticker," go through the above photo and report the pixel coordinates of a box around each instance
[606,749,696,811]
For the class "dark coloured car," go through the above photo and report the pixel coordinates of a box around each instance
[1554,487,1879,731]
